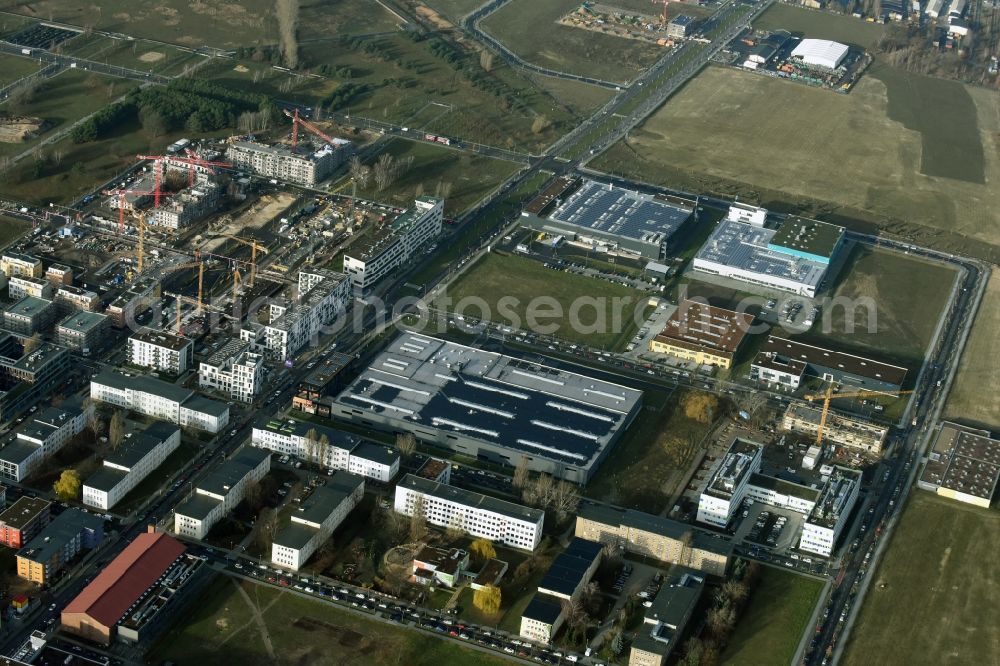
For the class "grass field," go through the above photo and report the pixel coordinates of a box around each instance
[5,0,398,48]
[0,53,41,87]
[439,252,647,350]
[585,387,712,513]
[792,244,957,370]
[944,271,1000,429]
[754,3,887,48]
[592,64,1000,254]
[842,492,1000,666]
[0,217,31,248]
[423,0,484,19]
[152,575,513,666]
[0,69,139,157]
[525,74,615,118]
[722,567,823,666]
[342,138,520,215]
[482,0,662,83]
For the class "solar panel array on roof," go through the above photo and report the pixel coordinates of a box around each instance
[548,180,691,245]
[695,219,828,285]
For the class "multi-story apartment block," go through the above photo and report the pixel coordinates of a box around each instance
[56,311,110,353]
[1,252,43,279]
[781,403,888,456]
[251,419,399,483]
[16,508,104,585]
[54,285,101,313]
[82,423,182,510]
[241,268,351,360]
[226,139,351,187]
[343,197,444,293]
[127,328,194,374]
[4,296,57,335]
[574,501,732,576]
[394,474,544,551]
[105,277,158,328]
[0,497,51,548]
[198,340,264,403]
[90,371,230,434]
[0,336,70,423]
[696,439,764,528]
[8,275,53,300]
[45,264,73,287]
[629,569,705,666]
[520,539,602,643]
[173,448,271,539]
[149,174,221,229]
[0,403,84,482]
[798,467,861,557]
[271,472,364,571]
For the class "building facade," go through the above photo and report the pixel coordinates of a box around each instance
[781,403,888,455]
[226,140,350,187]
[1,252,43,279]
[0,497,51,548]
[394,474,544,551]
[8,276,53,301]
[16,508,104,585]
[647,300,753,369]
[173,448,271,539]
[83,423,182,510]
[271,473,364,571]
[4,296,57,335]
[90,371,230,434]
[127,328,194,374]
[198,340,264,403]
[56,311,110,353]
[0,404,85,482]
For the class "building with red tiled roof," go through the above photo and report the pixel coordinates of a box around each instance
[61,527,186,644]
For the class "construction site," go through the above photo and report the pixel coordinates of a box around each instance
[558,1,706,45]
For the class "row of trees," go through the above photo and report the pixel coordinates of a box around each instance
[681,559,760,666]
[513,461,581,524]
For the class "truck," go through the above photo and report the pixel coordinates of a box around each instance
[20,48,31,56]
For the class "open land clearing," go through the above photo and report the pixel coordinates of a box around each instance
[722,566,823,666]
[4,0,399,48]
[0,217,31,247]
[423,0,483,19]
[482,0,663,82]
[945,271,1000,430]
[753,2,887,48]
[151,575,512,666]
[340,138,521,216]
[593,63,1000,258]
[842,492,1000,666]
[0,52,41,87]
[439,252,647,350]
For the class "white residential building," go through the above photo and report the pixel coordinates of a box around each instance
[82,423,181,510]
[799,467,861,557]
[0,404,85,482]
[271,472,364,571]
[343,197,444,292]
[127,328,194,374]
[696,439,764,528]
[174,448,271,539]
[0,252,42,279]
[149,173,221,229]
[226,140,351,187]
[198,340,265,403]
[242,268,351,360]
[90,371,230,434]
[394,474,544,551]
[726,202,767,227]
[8,276,53,301]
[252,419,399,483]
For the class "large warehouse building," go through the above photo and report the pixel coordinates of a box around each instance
[61,528,198,645]
[790,39,849,70]
[692,215,845,297]
[520,179,694,259]
[332,334,643,483]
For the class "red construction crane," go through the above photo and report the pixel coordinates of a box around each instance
[180,148,233,186]
[652,0,670,24]
[283,107,341,149]
[135,155,170,208]
[101,184,171,234]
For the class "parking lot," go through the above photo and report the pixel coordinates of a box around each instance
[735,502,805,554]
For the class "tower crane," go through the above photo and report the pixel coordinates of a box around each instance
[282,107,343,149]
[161,257,205,313]
[220,235,269,287]
[135,212,150,273]
[652,0,670,25]
[803,386,914,446]
[179,149,234,186]
[102,183,171,234]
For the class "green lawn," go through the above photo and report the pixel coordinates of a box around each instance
[482,0,661,83]
[0,217,31,248]
[0,53,41,88]
[439,252,647,350]
[0,69,139,158]
[841,492,1000,666]
[721,566,823,666]
[424,0,484,19]
[152,574,514,666]
[342,138,521,216]
[791,244,957,371]
[586,388,712,513]
[945,271,1000,430]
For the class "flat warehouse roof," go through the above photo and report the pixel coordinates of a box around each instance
[548,180,692,246]
[757,336,908,387]
[694,219,828,287]
[768,217,845,258]
[654,300,753,355]
[921,422,1000,500]
[335,335,642,468]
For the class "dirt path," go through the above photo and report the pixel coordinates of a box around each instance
[223,579,279,660]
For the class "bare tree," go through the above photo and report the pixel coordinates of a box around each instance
[512,457,530,490]
[445,511,465,542]
[82,397,103,439]
[395,432,416,459]
[409,495,428,543]
[304,427,319,463]
[479,49,495,72]
[373,153,396,192]
[317,433,330,470]
[108,409,126,451]
[276,0,300,69]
